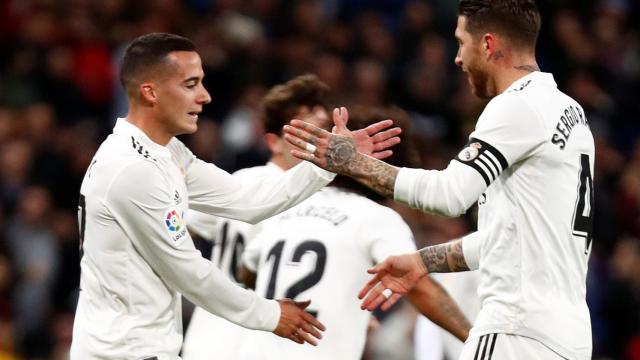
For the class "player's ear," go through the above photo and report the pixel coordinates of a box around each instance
[140,83,157,103]
[264,132,282,154]
[482,33,498,62]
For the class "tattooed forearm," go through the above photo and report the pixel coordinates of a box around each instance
[449,240,468,271]
[350,155,398,197]
[418,239,469,273]
[325,135,399,197]
[420,244,449,272]
[514,64,540,72]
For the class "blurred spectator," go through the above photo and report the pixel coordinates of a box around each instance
[7,186,57,357]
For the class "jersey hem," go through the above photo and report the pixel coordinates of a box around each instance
[468,325,590,360]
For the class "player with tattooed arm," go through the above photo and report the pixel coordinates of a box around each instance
[283,1,594,359]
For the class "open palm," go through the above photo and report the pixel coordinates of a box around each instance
[358,253,427,311]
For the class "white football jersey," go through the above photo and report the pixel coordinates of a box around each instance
[239,187,416,360]
[182,163,282,360]
[394,72,593,360]
[71,119,334,360]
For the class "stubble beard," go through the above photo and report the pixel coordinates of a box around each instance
[468,67,493,99]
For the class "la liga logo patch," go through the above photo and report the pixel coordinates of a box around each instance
[164,209,188,244]
[165,209,183,232]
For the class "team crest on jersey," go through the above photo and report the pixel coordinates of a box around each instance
[164,209,187,243]
[457,142,482,162]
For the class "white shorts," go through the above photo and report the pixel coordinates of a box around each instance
[459,333,566,360]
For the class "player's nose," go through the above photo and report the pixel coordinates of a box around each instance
[199,87,212,104]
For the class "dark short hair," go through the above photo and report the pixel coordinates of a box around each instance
[119,33,196,91]
[458,0,541,50]
[330,105,420,202]
[261,74,331,134]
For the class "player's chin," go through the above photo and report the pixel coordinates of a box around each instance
[182,119,198,134]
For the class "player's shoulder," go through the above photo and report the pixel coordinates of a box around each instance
[96,135,163,180]
[324,188,406,223]
[232,163,281,178]
[478,86,543,133]
[97,132,162,163]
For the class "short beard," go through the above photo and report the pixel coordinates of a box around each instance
[468,67,494,99]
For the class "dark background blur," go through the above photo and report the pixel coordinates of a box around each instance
[0,0,638,359]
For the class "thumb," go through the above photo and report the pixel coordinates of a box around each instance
[333,107,349,132]
[294,299,311,309]
[367,261,387,274]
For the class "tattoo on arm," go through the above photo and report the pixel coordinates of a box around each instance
[325,135,399,197]
[326,136,356,169]
[514,64,540,72]
[419,239,469,273]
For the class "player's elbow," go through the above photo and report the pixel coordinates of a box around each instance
[441,201,469,217]
[423,196,470,217]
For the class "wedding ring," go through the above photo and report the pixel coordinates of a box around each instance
[305,143,317,153]
[382,288,393,299]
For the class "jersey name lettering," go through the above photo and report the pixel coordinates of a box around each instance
[280,205,348,226]
[551,105,589,149]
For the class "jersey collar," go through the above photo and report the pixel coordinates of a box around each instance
[113,118,172,158]
[265,161,285,174]
[505,71,557,93]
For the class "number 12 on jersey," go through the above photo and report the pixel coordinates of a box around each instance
[263,239,327,317]
[572,154,594,254]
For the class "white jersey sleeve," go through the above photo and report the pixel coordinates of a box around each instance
[185,209,220,240]
[170,142,334,224]
[394,93,546,217]
[108,160,280,332]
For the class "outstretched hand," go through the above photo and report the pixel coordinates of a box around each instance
[358,252,427,312]
[282,107,401,174]
[274,299,325,345]
[332,107,401,160]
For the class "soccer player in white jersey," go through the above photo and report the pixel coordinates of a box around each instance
[283,0,594,359]
[181,75,335,359]
[70,34,400,360]
[236,107,471,360]
[182,78,470,359]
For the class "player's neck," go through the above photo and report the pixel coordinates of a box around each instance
[494,54,539,95]
[126,105,172,145]
[269,156,291,171]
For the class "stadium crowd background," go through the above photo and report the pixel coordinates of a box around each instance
[0,0,639,359]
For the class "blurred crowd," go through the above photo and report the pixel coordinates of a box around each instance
[0,0,639,359]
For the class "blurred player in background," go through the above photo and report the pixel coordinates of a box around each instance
[183,77,470,359]
[181,74,404,359]
[236,105,470,360]
[284,0,594,359]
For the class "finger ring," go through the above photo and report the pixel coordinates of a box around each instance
[305,143,317,153]
[382,288,393,299]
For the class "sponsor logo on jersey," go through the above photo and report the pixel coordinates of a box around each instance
[458,142,482,161]
[164,209,187,243]
[174,190,182,205]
